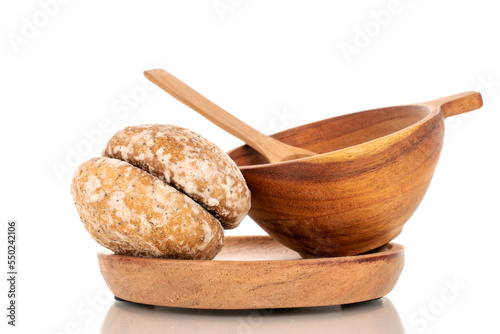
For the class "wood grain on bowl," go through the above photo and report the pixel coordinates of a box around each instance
[228,92,483,257]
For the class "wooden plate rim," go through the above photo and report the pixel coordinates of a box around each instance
[96,235,404,265]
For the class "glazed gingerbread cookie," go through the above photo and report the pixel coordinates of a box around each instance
[71,125,251,260]
[102,124,250,229]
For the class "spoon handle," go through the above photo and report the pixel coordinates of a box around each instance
[421,91,483,118]
[144,69,275,157]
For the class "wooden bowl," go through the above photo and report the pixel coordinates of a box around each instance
[228,92,482,257]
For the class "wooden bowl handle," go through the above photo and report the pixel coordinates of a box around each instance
[422,91,483,118]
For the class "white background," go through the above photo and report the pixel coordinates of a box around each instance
[1,0,499,333]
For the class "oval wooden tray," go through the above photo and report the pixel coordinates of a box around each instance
[97,236,404,309]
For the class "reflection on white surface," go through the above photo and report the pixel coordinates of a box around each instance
[100,297,404,334]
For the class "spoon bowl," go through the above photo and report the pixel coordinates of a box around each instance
[228,92,483,257]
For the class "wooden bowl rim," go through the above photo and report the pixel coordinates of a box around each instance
[229,104,436,170]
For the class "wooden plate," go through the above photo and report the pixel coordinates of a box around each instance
[97,236,404,309]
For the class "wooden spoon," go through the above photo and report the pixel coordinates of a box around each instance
[144,69,315,163]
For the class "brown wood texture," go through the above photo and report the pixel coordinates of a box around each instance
[228,92,483,257]
[98,236,404,309]
[144,69,315,163]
